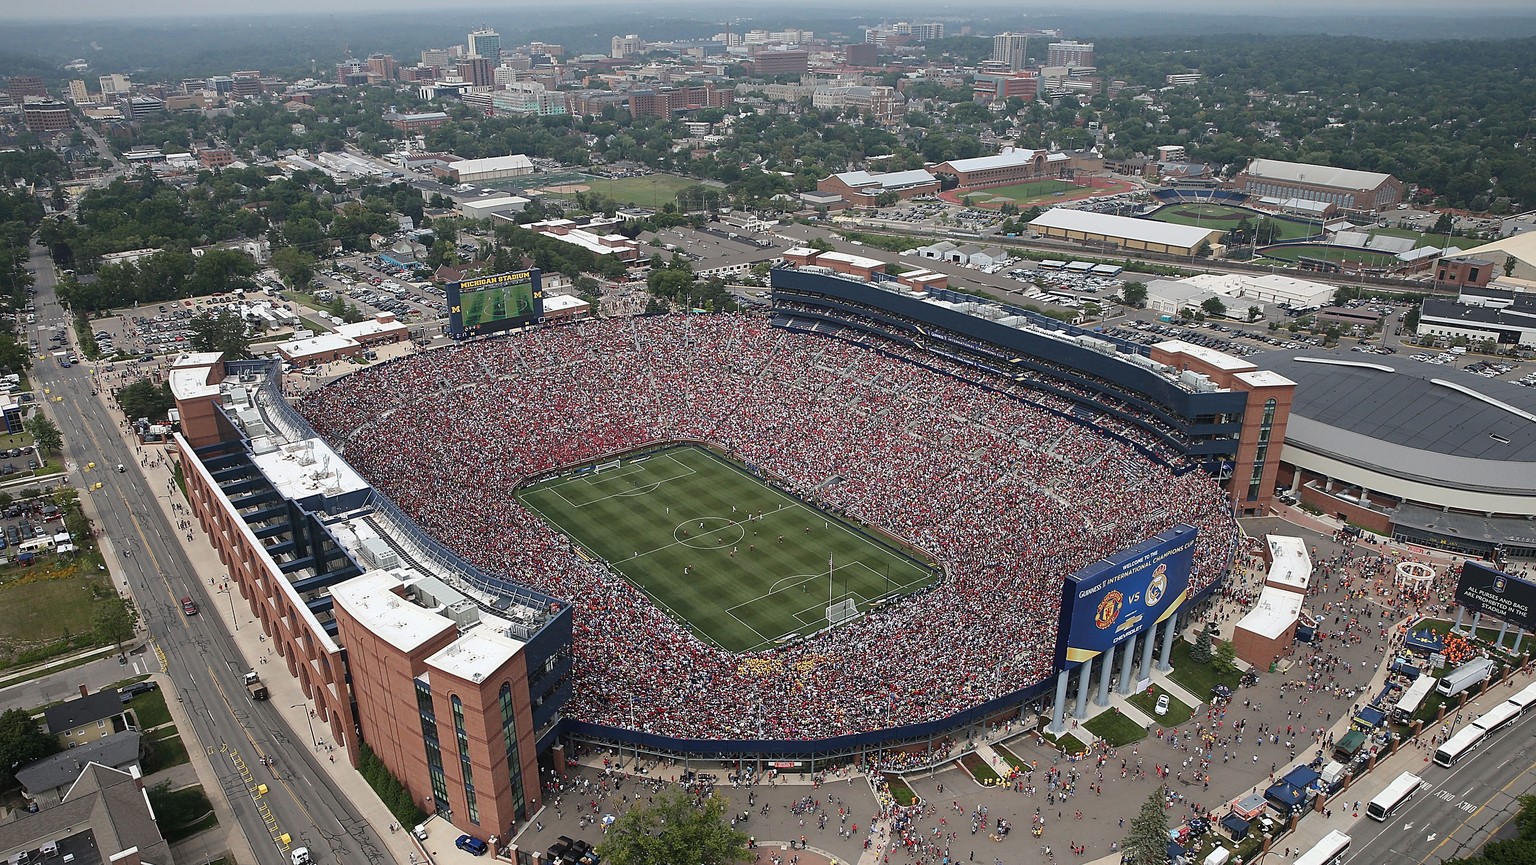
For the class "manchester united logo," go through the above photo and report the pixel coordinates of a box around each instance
[1095,590,1124,630]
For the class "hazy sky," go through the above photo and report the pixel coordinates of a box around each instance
[8,0,1536,20]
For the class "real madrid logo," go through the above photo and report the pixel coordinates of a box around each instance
[1095,590,1123,630]
[1147,564,1168,607]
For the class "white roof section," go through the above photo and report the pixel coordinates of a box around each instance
[460,195,531,209]
[543,294,589,312]
[1244,158,1394,191]
[944,148,1046,173]
[425,620,526,684]
[834,169,935,190]
[167,352,225,400]
[1028,208,1218,248]
[334,316,408,341]
[817,250,886,270]
[1234,369,1297,389]
[1235,585,1304,639]
[452,154,533,175]
[1154,339,1256,373]
[1265,535,1312,594]
[1182,272,1335,308]
[331,569,454,653]
[278,333,360,357]
[250,438,370,500]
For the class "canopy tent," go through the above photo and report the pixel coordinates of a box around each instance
[1221,813,1251,841]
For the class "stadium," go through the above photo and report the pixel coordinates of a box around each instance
[168,263,1270,839]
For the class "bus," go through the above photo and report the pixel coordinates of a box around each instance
[1368,772,1424,821]
[1293,830,1352,865]
[1438,657,1496,697]
[1473,701,1521,736]
[1434,726,1486,767]
[1393,676,1436,722]
[1506,680,1536,715]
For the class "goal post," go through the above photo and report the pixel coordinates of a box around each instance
[826,597,858,626]
[593,459,621,474]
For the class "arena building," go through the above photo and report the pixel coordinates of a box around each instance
[1230,158,1404,215]
[1255,351,1536,556]
[1028,209,1225,257]
[815,169,940,205]
[931,148,1070,190]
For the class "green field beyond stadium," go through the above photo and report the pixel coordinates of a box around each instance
[517,445,936,653]
[971,178,1078,204]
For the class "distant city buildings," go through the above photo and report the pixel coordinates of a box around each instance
[611,34,646,59]
[22,100,72,133]
[467,28,501,63]
[1047,40,1095,69]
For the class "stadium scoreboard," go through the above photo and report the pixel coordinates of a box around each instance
[1056,524,1196,668]
[1456,561,1536,632]
[446,268,543,337]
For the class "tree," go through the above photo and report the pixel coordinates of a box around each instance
[1122,786,1170,865]
[0,707,59,788]
[1433,212,1454,235]
[1190,622,1215,665]
[1247,305,1263,322]
[597,790,750,865]
[1214,640,1239,675]
[24,414,61,458]
[271,246,317,289]
[1507,255,1518,277]
[94,596,136,660]
[1201,296,1228,317]
[115,378,176,422]
[1121,281,1148,308]
[188,310,252,359]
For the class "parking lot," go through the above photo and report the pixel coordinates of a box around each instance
[309,254,449,325]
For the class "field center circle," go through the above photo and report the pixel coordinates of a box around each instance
[675,517,745,550]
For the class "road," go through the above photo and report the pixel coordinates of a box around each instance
[26,240,395,865]
[1342,705,1536,864]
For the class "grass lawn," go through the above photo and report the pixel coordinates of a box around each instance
[1128,684,1194,726]
[994,743,1030,771]
[127,688,172,729]
[0,432,35,450]
[1167,639,1241,698]
[518,445,935,652]
[0,564,118,653]
[1369,226,1481,249]
[1258,244,1400,268]
[1084,709,1147,746]
[152,785,217,843]
[1149,205,1316,240]
[967,179,1077,204]
[886,775,919,805]
[1414,617,1507,646]
[1042,731,1088,754]
[583,173,698,209]
[960,751,1001,784]
[143,731,190,774]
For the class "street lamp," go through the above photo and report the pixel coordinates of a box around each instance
[291,703,318,747]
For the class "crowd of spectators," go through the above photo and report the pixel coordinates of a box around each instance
[299,313,1239,741]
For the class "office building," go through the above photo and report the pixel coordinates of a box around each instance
[611,34,646,59]
[231,72,263,97]
[422,48,453,71]
[748,49,809,77]
[98,74,130,96]
[336,59,369,87]
[6,76,48,101]
[992,33,1032,72]
[1047,40,1095,68]
[627,84,733,118]
[386,110,451,133]
[22,101,72,134]
[367,54,399,81]
[491,82,567,117]
[973,71,1038,104]
[457,57,494,87]
[844,43,878,67]
[902,22,945,41]
[468,29,501,63]
[67,79,92,104]
[126,96,165,119]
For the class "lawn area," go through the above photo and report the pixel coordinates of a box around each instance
[143,730,190,774]
[0,431,34,451]
[967,178,1077,204]
[583,173,698,209]
[126,687,172,729]
[0,563,121,668]
[1042,730,1088,755]
[1258,243,1400,268]
[1414,617,1507,646]
[1149,205,1316,240]
[1128,684,1194,726]
[1167,639,1241,698]
[150,784,217,843]
[886,775,919,805]
[960,751,1002,784]
[518,445,936,652]
[994,743,1031,771]
[1369,226,1481,249]
[1084,709,1147,746]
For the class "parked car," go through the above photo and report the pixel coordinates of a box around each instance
[1155,694,1170,716]
[456,835,489,856]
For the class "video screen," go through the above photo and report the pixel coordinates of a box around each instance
[446,269,543,336]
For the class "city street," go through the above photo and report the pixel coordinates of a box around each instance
[26,239,396,865]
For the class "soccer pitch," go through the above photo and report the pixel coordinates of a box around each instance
[517,445,937,653]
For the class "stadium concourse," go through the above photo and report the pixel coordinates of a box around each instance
[299,313,1240,744]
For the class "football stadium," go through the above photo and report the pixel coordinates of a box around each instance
[168,261,1269,837]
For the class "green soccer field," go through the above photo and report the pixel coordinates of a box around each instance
[517,445,936,653]
[976,179,1078,203]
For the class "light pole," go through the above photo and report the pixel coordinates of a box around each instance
[291,703,318,747]
[224,579,238,631]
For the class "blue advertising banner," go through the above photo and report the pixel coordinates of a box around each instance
[1456,561,1536,632]
[1057,524,1197,667]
